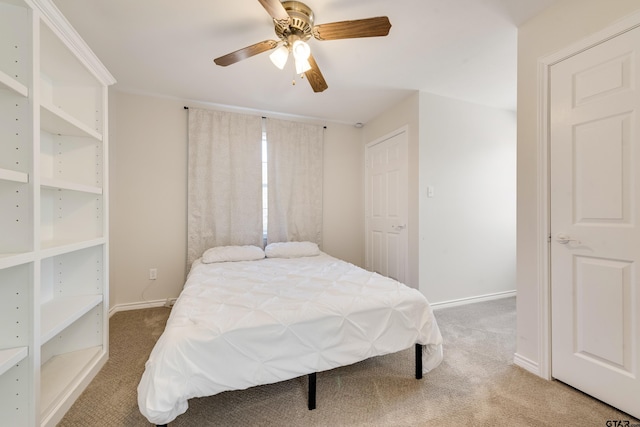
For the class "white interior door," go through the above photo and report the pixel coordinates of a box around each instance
[550,25,640,419]
[365,130,408,282]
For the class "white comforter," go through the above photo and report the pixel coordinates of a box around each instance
[138,253,443,424]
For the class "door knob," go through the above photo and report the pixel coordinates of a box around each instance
[556,233,580,244]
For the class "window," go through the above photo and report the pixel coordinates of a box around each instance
[187,109,322,261]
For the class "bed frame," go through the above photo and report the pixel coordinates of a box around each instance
[155,344,422,426]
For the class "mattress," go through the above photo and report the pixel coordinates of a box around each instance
[137,252,443,424]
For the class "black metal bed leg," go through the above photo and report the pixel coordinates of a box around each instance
[308,372,317,410]
[415,343,423,379]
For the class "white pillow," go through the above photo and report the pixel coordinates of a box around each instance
[201,245,265,263]
[265,241,320,258]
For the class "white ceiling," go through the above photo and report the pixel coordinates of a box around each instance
[52,0,559,125]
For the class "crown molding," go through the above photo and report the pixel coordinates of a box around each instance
[31,0,116,86]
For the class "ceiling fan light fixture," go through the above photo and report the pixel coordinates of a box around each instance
[292,39,311,61]
[295,57,312,74]
[269,44,289,69]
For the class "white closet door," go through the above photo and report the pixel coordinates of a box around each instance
[365,130,408,282]
[550,25,640,419]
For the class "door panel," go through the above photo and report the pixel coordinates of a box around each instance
[573,53,631,106]
[575,256,631,369]
[574,114,630,222]
[550,25,640,418]
[365,131,408,282]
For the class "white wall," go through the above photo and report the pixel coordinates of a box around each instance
[419,93,516,304]
[108,88,515,310]
[109,88,515,310]
[363,92,516,304]
[109,91,188,309]
[516,0,640,371]
[109,90,364,310]
[323,125,365,267]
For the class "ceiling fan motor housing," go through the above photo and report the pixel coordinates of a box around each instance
[275,1,315,44]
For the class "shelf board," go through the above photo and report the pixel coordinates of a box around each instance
[40,237,105,259]
[40,346,102,417]
[41,295,103,344]
[0,346,28,377]
[0,167,29,184]
[0,251,34,270]
[41,177,102,195]
[0,69,28,98]
[40,102,102,141]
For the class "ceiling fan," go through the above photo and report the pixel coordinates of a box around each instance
[213,0,392,93]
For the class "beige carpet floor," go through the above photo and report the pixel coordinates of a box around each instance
[59,297,639,426]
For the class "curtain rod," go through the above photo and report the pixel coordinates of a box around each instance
[184,106,326,128]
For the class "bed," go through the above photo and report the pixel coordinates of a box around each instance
[137,242,443,425]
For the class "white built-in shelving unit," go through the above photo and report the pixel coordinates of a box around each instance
[0,0,114,425]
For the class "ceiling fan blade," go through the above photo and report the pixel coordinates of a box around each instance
[304,54,328,93]
[214,40,279,66]
[257,0,291,28]
[313,16,391,41]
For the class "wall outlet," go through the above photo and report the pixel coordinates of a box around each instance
[149,268,157,280]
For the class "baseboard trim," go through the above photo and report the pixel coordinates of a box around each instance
[430,290,516,311]
[513,353,541,377]
[110,291,517,319]
[109,298,176,317]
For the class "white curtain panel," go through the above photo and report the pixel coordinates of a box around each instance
[266,118,323,246]
[187,108,263,265]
